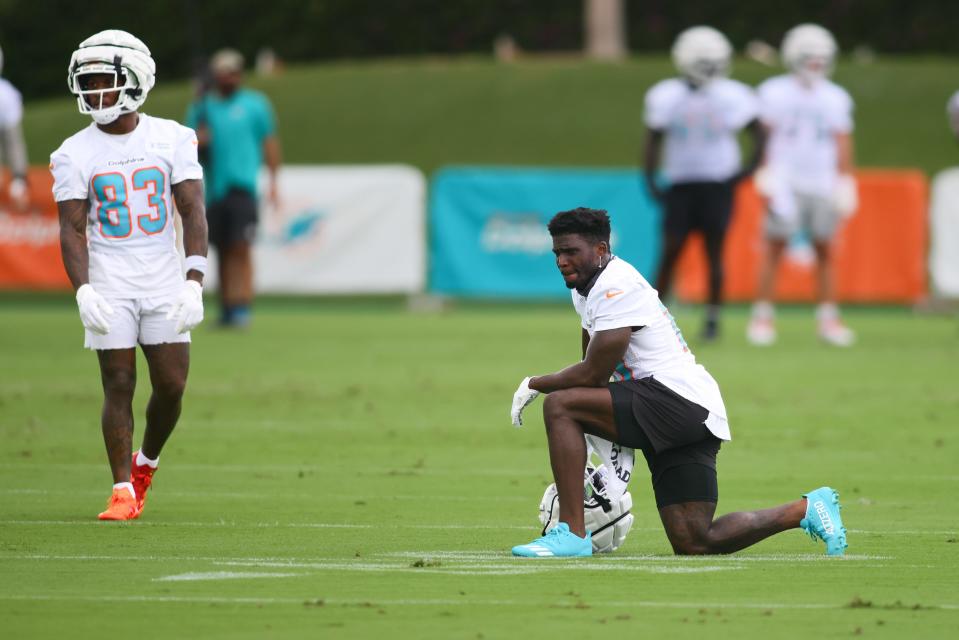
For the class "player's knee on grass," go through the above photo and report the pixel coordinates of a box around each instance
[659,502,715,555]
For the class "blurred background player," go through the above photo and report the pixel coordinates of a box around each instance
[643,26,764,341]
[747,24,858,347]
[187,48,281,328]
[0,44,30,208]
[52,30,208,520]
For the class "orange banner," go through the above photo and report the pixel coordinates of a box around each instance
[0,167,70,290]
[674,170,928,303]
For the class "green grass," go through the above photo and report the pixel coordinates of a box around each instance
[1,299,957,638]
[23,55,959,176]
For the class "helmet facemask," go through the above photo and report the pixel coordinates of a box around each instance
[71,62,141,125]
[792,53,833,85]
[684,57,730,87]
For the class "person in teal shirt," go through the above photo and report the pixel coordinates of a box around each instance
[186,48,281,328]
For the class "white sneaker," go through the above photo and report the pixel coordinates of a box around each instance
[818,319,855,347]
[747,317,776,346]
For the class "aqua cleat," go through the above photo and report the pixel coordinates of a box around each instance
[512,522,592,558]
[800,486,847,556]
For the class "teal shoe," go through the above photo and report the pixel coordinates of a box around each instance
[800,486,847,556]
[512,522,592,558]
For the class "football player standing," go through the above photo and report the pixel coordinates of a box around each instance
[643,26,764,341]
[747,24,858,347]
[53,30,208,520]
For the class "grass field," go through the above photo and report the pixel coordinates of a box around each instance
[1,299,957,638]
[22,55,959,175]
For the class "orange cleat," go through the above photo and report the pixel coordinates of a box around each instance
[130,453,157,516]
[98,487,138,521]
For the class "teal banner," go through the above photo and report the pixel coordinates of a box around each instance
[429,167,663,298]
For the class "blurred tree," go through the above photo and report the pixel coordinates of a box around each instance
[1,0,957,100]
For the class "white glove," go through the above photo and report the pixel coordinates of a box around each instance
[166,280,204,334]
[753,166,776,198]
[510,376,541,427]
[834,173,859,219]
[75,284,114,335]
[9,177,28,207]
[755,166,799,222]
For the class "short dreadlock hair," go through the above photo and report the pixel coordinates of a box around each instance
[547,207,611,245]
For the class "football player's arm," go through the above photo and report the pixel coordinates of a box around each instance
[172,179,208,284]
[263,135,281,208]
[836,132,854,174]
[581,328,590,360]
[57,199,90,290]
[642,127,665,202]
[735,119,766,182]
[529,327,632,394]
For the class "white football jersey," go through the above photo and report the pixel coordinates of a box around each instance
[0,78,23,128]
[572,257,730,440]
[644,77,759,183]
[50,115,203,297]
[759,74,854,196]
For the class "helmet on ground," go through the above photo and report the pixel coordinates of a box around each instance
[538,464,635,553]
[781,23,837,82]
[68,29,155,125]
[671,26,732,86]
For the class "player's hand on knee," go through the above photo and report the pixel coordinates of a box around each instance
[167,280,204,334]
[510,376,540,427]
[75,284,114,335]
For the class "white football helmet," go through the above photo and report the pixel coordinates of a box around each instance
[538,464,635,554]
[67,29,155,125]
[671,26,732,86]
[781,24,837,83]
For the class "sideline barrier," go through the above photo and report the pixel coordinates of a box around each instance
[929,167,959,298]
[429,167,662,298]
[0,167,67,290]
[429,167,928,303]
[207,165,426,294]
[0,165,427,295]
[673,170,928,303]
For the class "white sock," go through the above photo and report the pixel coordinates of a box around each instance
[135,450,159,469]
[752,301,774,320]
[113,482,135,499]
[817,303,840,322]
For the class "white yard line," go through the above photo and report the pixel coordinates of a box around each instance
[154,571,300,582]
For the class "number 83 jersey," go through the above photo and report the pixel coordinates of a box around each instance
[50,115,204,298]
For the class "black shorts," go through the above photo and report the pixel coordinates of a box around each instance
[663,181,734,241]
[609,377,722,509]
[207,187,259,249]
